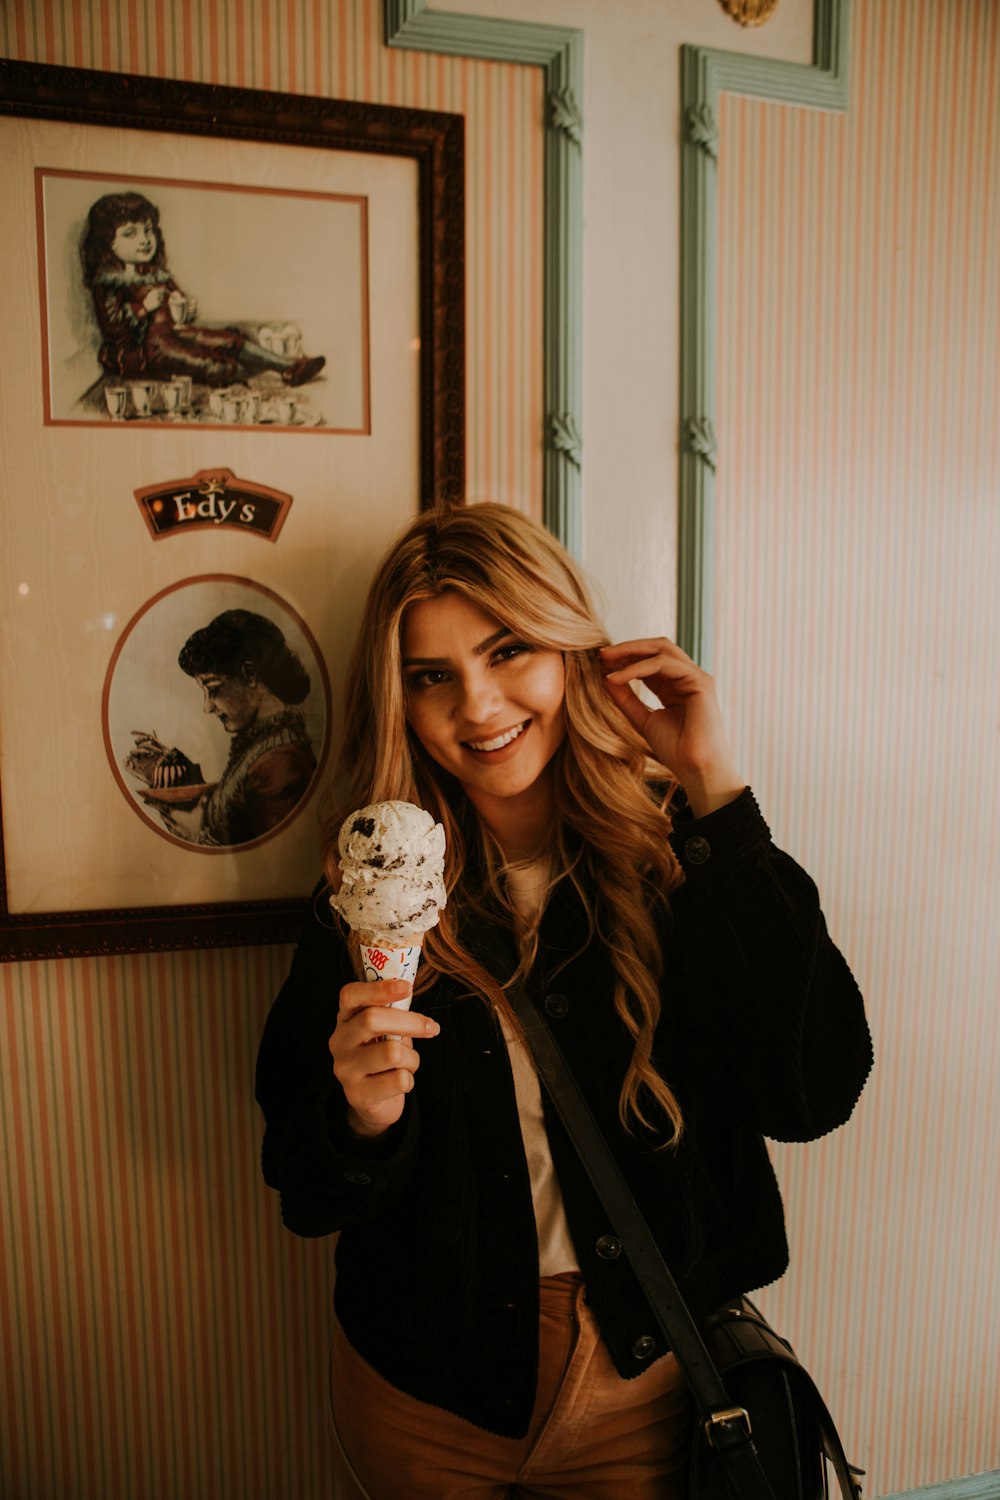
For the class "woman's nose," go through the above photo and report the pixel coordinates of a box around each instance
[457,669,504,724]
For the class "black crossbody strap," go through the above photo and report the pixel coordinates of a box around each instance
[493,957,776,1500]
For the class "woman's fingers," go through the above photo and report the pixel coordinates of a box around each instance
[354,1065,418,1104]
[338,979,412,1019]
[332,1035,422,1088]
[330,981,440,1136]
[600,639,705,695]
[606,655,700,689]
[598,634,745,815]
[600,636,695,666]
[336,982,440,1042]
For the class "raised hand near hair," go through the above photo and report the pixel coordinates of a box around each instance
[329,981,440,1140]
[599,637,747,818]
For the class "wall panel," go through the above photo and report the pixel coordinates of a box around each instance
[0,1,542,1495]
[716,1,1000,1491]
[4,0,1000,1495]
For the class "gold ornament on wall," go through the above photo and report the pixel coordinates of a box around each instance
[717,0,781,25]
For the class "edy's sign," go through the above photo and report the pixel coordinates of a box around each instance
[134,468,292,541]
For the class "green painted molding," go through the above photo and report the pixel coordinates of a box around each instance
[385,0,583,557]
[678,0,850,667]
[883,1475,1000,1500]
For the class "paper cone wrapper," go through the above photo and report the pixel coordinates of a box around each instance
[359,937,422,1041]
[359,935,422,992]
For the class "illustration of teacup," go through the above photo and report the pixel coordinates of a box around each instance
[273,394,297,424]
[240,391,262,424]
[104,385,128,419]
[130,381,155,416]
[220,394,243,423]
[161,381,183,415]
[170,375,193,409]
[259,322,302,358]
[209,386,232,417]
[169,293,190,323]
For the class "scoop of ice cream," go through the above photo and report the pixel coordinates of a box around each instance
[330,800,446,940]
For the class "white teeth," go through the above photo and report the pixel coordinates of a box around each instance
[467,722,527,753]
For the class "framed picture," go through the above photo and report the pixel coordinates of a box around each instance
[39,165,371,433]
[0,59,464,960]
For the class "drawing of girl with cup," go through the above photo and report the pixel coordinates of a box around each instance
[81,192,326,404]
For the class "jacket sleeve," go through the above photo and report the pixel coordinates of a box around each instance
[664,788,873,1141]
[254,886,420,1237]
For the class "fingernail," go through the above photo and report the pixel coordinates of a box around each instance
[426,1020,441,1036]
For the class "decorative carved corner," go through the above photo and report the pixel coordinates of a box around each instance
[548,85,582,145]
[549,412,582,468]
[684,416,717,472]
[686,104,719,161]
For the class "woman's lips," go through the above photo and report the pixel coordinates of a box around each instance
[463,720,529,756]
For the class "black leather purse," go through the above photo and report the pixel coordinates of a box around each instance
[498,960,866,1500]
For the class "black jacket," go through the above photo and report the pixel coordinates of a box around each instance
[255,789,872,1437]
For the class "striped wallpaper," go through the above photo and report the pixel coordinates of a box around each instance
[0,2,542,1497]
[0,945,321,1499]
[716,0,1000,1492]
[3,1,999,1497]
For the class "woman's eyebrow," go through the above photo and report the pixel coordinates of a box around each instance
[402,626,512,668]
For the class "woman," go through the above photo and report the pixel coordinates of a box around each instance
[146,609,317,847]
[255,503,872,1498]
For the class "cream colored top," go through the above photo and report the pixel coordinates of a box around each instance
[503,861,580,1277]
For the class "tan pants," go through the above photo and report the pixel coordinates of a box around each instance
[330,1272,693,1499]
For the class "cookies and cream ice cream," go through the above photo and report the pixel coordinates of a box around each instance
[330,800,446,985]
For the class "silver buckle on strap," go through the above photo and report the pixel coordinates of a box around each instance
[704,1405,752,1447]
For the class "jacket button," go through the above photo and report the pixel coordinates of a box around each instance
[632,1334,656,1360]
[544,993,569,1018]
[684,835,711,865]
[343,1169,373,1187]
[595,1234,622,1260]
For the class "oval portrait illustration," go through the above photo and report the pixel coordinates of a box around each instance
[104,575,330,852]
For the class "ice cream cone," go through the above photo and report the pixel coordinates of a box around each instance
[330,800,445,1029]
[358,933,423,1042]
[358,932,423,987]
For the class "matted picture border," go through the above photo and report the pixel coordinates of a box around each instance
[0,59,465,960]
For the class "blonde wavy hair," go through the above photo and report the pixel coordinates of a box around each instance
[325,502,686,1144]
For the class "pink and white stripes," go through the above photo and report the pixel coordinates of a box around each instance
[717,1,1000,1489]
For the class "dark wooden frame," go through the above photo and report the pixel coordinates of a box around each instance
[0,59,465,961]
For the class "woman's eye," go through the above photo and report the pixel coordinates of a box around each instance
[407,669,449,689]
[493,642,532,664]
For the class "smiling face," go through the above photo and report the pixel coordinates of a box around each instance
[111,218,158,266]
[401,591,567,845]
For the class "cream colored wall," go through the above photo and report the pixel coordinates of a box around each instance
[437,0,816,618]
[3,1,997,1496]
